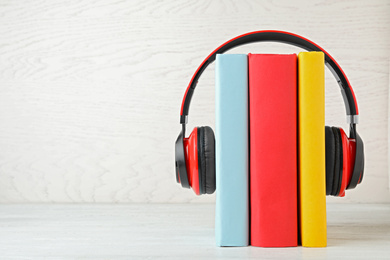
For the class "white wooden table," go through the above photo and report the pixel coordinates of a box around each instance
[0,204,389,259]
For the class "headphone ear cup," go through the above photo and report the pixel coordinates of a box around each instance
[325,126,335,195]
[331,127,343,196]
[197,126,216,194]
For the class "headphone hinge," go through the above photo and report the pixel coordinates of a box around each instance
[180,115,188,124]
[347,115,359,124]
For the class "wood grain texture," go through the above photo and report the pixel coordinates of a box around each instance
[0,204,389,259]
[0,0,388,203]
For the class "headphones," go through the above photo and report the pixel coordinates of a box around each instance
[175,30,364,197]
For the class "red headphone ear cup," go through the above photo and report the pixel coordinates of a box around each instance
[348,132,364,189]
[183,127,202,195]
[197,126,216,194]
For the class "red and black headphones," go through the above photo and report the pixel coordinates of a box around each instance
[175,30,364,197]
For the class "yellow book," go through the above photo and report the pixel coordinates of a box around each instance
[298,52,327,247]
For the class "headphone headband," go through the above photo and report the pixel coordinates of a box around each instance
[179,30,359,125]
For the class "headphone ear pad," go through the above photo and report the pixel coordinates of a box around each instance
[198,126,216,194]
[325,126,335,195]
[332,127,344,196]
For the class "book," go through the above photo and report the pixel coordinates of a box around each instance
[298,51,327,247]
[249,53,298,247]
[215,54,249,247]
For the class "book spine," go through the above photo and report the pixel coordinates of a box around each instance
[249,54,298,247]
[215,54,249,247]
[298,52,327,247]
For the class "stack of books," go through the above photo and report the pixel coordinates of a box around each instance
[215,52,327,247]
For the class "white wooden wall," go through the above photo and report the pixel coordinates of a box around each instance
[0,0,388,203]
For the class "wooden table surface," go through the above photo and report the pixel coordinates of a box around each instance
[0,203,389,259]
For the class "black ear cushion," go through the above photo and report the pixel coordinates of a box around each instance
[325,126,335,196]
[197,126,216,194]
[331,127,343,196]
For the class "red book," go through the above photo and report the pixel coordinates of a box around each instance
[249,54,297,247]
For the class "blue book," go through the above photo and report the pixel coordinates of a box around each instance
[215,54,249,246]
